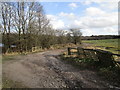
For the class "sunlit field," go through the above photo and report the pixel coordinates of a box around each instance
[83,39,119,54]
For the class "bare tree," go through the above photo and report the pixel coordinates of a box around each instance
[1,3,13,53]
[1,2,78,53]
[70,28,82,44]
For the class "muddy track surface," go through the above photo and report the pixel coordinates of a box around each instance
[2,49,120,88]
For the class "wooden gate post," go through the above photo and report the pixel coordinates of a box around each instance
[68,47,71,55]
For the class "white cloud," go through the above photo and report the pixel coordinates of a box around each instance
[46,14,65,29]
[83,0,119,4]
[82,1,92,5]
[82,0,118,10]
[81,29,96,36]
[103,27,118,33]
[46,14,57,21]
[52,20,65,29]
[46,3,118,36]
[86,7,106,16]
[100,2,118,10]
[68,3,78,9]
[85,7,117,28]
[80,16,117,28]
[81,27,118,36]
[59,12,76,20]
[47,9,117,30]
[59,12,74,17]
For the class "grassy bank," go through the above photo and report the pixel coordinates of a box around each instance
[60,53,120,87]
[83,39,119,54]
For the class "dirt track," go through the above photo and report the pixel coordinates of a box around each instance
[2,49,119,88]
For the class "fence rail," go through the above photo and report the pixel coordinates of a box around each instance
[68,47,120,67]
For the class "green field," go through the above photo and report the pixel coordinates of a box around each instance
[83,39,120,54]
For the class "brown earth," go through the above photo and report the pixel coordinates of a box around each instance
[2,49,120,88]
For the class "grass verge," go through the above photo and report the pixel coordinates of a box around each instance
[2,76,27,88]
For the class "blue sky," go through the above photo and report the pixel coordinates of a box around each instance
[40,1,118,36]
[41,2,88,15]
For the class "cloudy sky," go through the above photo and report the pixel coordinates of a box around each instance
[40,0,119,36]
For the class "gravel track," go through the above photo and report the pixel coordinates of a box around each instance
[2,49,119,88]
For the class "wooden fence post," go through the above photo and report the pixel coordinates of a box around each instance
[77,47,86,58]
[68,47,71,55]
[77,47,80,55]
[96,50,115,67]
[67,47,120,67]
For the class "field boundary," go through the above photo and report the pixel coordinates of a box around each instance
[68,47,120,67]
